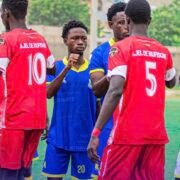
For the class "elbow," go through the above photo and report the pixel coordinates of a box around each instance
[92,86,104,97]
[93,89,102,97]
[47,91,53,99]
[109,88,122,99]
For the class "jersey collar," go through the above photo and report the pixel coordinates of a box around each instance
[63,57,89,72]
[108,38,116,46]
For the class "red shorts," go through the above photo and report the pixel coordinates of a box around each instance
[0,129,42,169]
[98,144,165,180]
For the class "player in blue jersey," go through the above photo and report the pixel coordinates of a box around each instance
[42,20,96,180]
[89,2,129,177]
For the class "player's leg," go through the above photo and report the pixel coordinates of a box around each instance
[71,151,94,179]
[175,151,180,180]
[98,144,143,180]
[23,163,32,180]
[91,127,111,179]
[137,145,165,180]
[42,141,70,180]
[0,168,20,180]
[23,151,39,180]
[0,129,24,180]
[21,130,42,180]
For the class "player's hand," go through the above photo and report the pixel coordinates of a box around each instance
[66,53,79,70]
[87,136,100,163]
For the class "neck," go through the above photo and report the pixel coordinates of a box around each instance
[9,19,28,31]
[130,24,148,37]
[77,55,85,65]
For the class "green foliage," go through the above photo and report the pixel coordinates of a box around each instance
[28,0,90,28]
[148,0,180,46]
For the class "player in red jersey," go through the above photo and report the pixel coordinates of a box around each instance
[0,0,55,179]
[87,0,176,179]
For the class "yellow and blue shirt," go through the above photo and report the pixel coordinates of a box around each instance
[89,38,116,130]
[47,58,96,151]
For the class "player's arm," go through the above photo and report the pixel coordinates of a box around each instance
[165,76,176,88]
[90,71,109,97]
[87,75,125,163]
[47,53,79,98]
[47,66,56,75]
[165,52,176,88]
[90,48,109,97]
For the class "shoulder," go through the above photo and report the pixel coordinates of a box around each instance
[115,36,133,48]
[55,60,64,67]
[92,41,110,55]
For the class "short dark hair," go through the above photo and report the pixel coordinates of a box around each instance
[2,0,28,19]
[62,20,88,39]
[107,2,126,21]
[125,0,151,24]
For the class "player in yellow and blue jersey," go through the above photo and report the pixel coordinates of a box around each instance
[42,20,96,180]
[89,2,129,177]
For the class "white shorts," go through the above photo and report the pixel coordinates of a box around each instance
[175,151,180,178]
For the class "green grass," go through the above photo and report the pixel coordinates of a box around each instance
[32,98,180,180]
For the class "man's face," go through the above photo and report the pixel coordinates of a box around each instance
[109,11,129,41]
[0,5,10,31]
[64,27,87,55]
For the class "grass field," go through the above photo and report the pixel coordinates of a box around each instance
[32,89,180,180]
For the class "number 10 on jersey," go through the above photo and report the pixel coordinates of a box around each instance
[28,53,46,85]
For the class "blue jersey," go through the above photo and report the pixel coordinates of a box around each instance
[89,38,116,129]
[47,58,96,151]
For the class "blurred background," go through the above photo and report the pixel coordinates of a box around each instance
[0,0,180,179]
[1,0,179,78]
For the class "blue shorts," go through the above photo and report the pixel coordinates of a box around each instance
[42,141,93,179]
[91,128,111,178]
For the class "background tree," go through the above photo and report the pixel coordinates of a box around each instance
[148,0,180,46]
[28,0,90,28]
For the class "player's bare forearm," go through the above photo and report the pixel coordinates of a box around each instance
[91,72,109,97]
[95,76,125,130]
[47,67,69,98]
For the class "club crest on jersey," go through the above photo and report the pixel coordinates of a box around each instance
[0,38,5,45]
[109,47,118,57]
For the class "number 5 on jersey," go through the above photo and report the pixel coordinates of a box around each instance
[28,53,46,85]
[145,61,157,97]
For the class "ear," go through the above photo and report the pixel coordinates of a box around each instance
[63,38,67,45]
[147,17,152,25]
[126,16,130,25]
[108,21,113,29]
[4,9,10,18]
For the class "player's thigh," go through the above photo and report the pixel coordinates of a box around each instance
[22,130,42,168]
[71,151,93,179]
[145,145,165,177]
[175,151,180,178]
[0,129,24,169]
[42,142,70,178]
[99,144,142,180]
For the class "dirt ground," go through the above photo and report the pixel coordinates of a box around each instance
[166,89,180,99]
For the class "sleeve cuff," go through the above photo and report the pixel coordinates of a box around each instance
[47,55,55,68]
[0,58,10,71]
[166,67,176,81]
[107,65,127,79]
